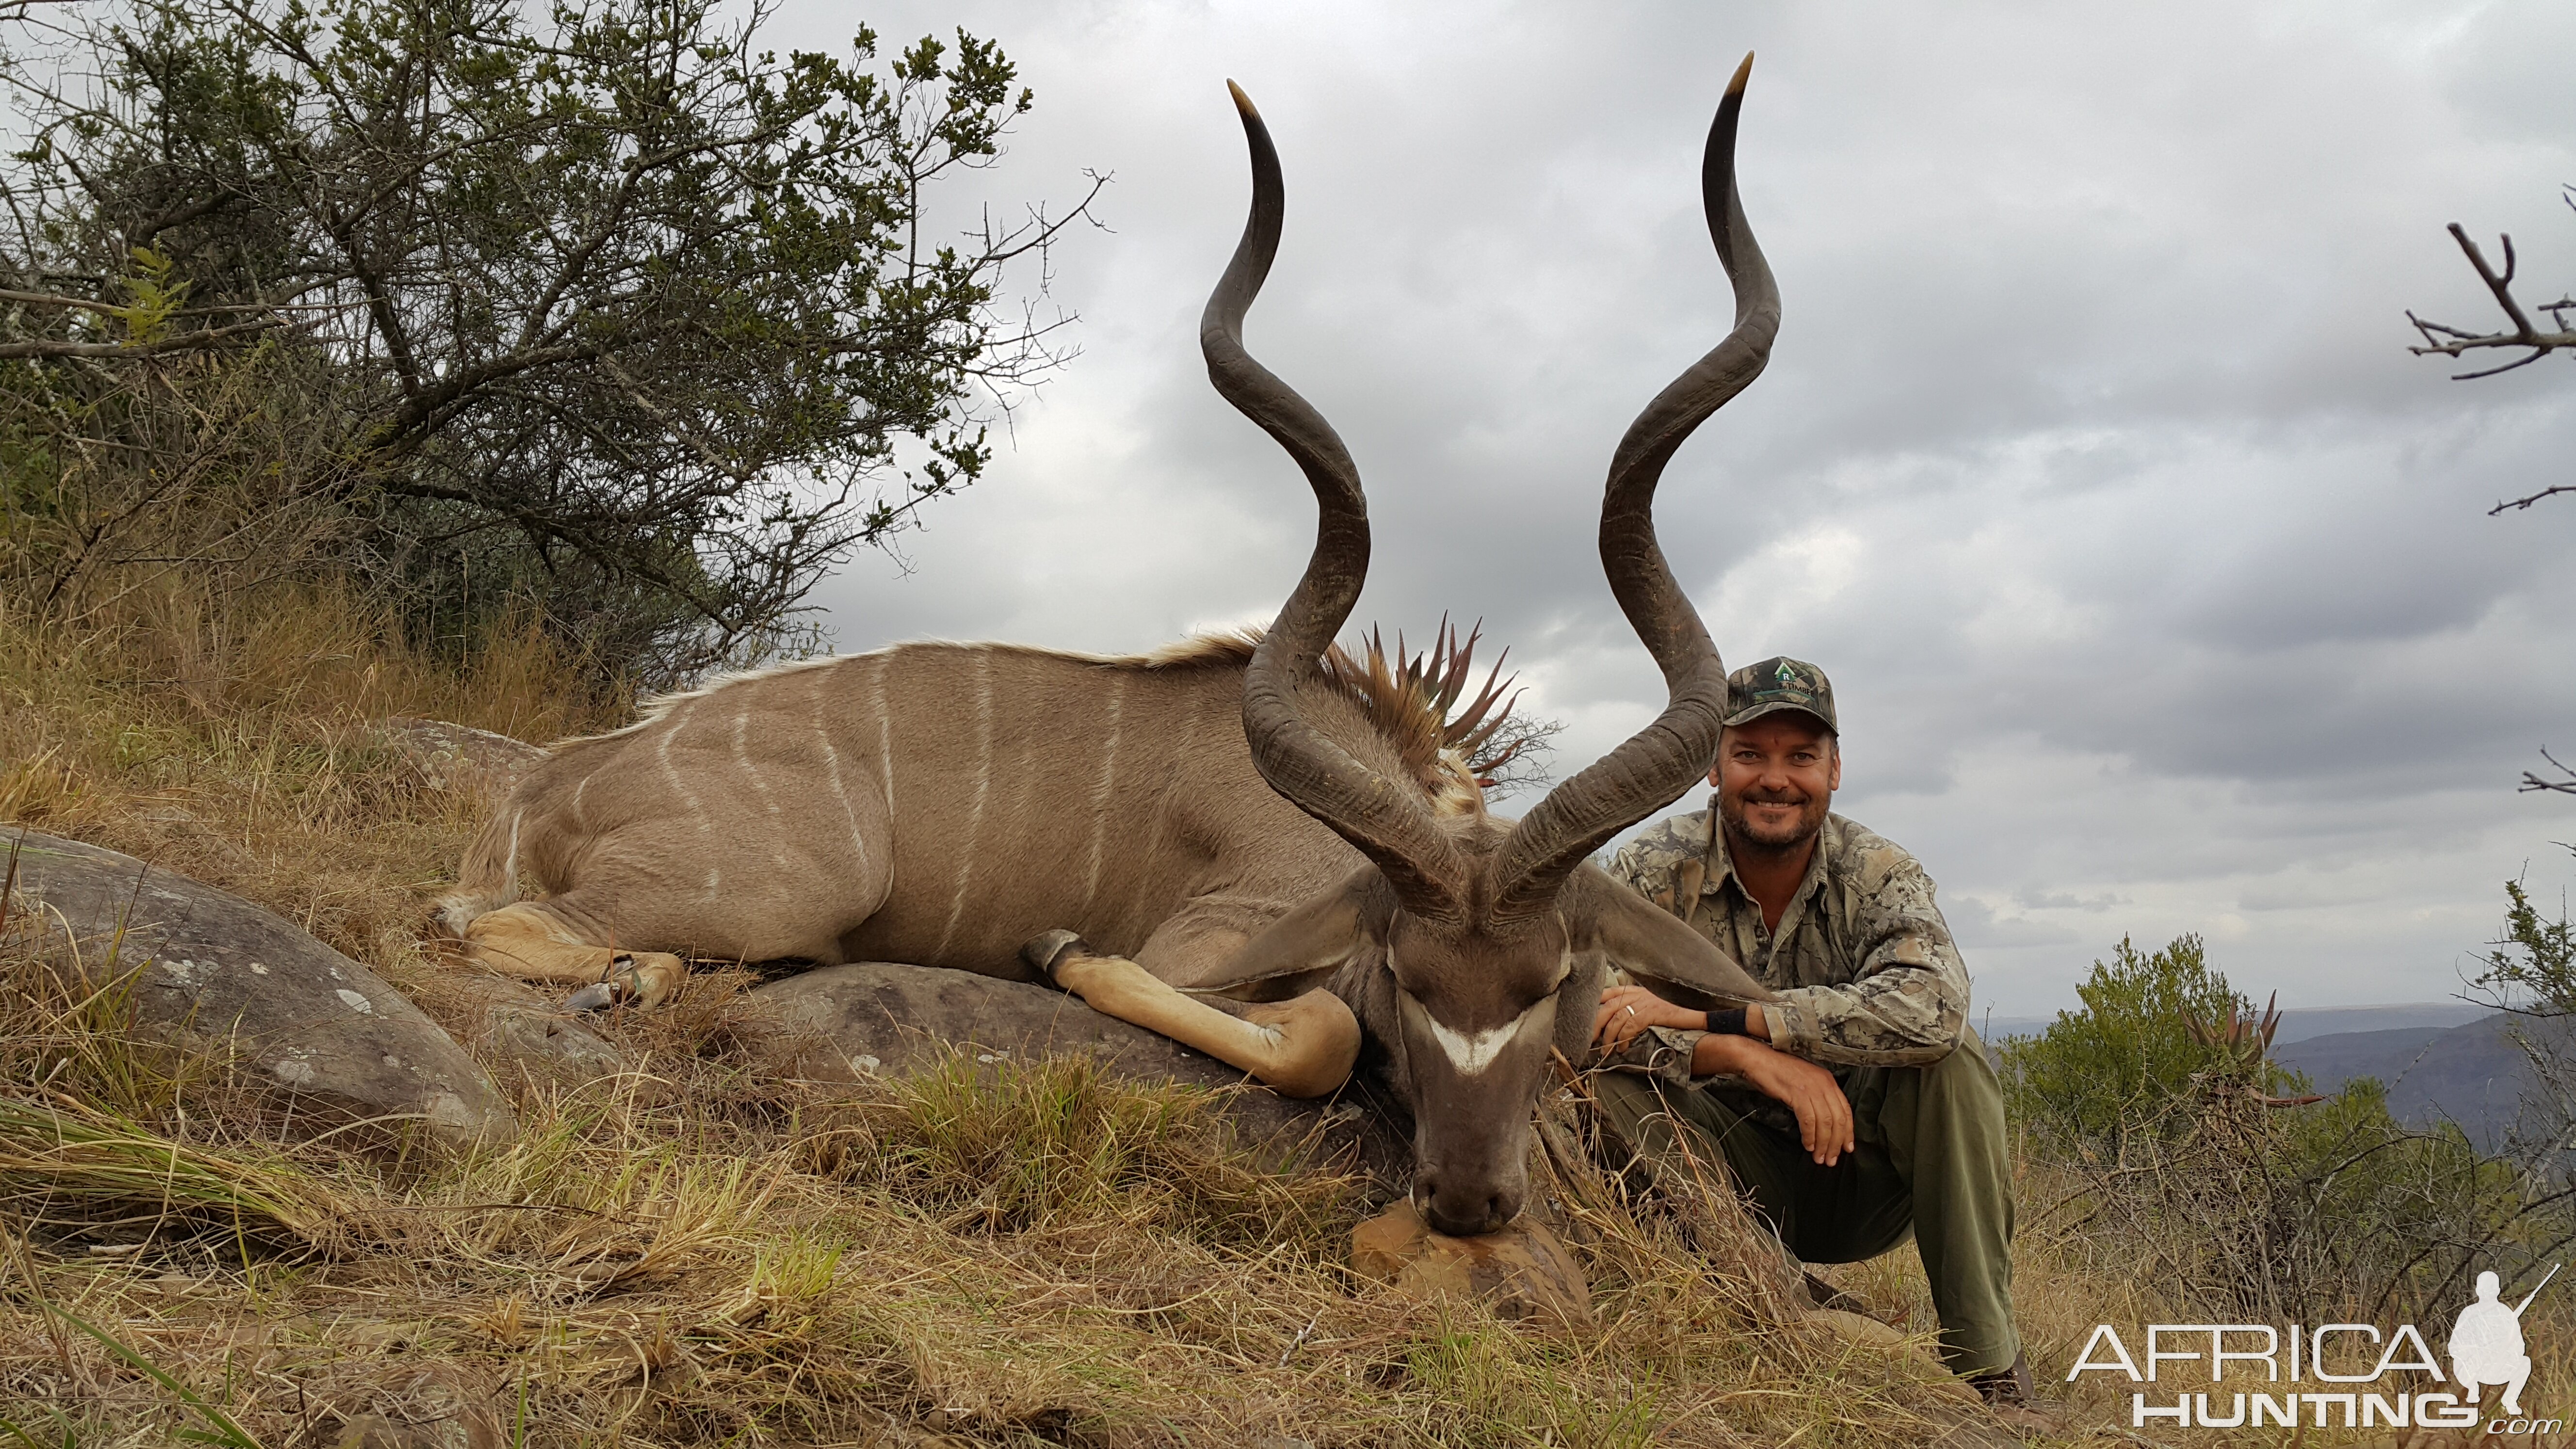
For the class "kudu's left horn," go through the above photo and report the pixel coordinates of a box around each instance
[1209,81,1468,922]
[1491,52,1781,926]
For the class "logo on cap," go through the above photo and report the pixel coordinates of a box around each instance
[1723,656,1837,733]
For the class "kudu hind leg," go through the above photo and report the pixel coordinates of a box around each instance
[1022,931,1359,1099]
[459,902,688,1010]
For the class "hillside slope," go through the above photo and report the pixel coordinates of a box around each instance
[2276,1011,2574,1151]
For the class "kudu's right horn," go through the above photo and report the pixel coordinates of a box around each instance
[1490,52,1780,927]
[1208,81,1469,922]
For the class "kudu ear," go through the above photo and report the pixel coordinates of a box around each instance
[1571,869,1774,1009]
[1195,869,1391,1003]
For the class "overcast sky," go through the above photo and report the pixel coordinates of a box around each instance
[772,0,2576,1017]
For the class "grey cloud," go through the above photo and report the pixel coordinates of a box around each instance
[2015,888,2125,914]
[1944,897,2084,951]
[789,0,2576,1016]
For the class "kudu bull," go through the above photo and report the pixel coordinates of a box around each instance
[438,57,1779,1236]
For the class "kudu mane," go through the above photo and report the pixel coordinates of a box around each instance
[568,625,1523,803]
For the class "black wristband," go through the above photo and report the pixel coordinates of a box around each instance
[1705,1008,1749,1037]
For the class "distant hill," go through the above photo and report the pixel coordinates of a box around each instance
[1983,1003,2570,1152]
[1980,1001,2496,1046]
[2274,1013,2575,1152]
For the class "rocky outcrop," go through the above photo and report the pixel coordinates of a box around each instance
[738,963,1408,1184]
[1,830,514,1148]
[1349,1199,1594,1327]
[441,970,626,1087]
[306,1364,502,1449]
[379,717,548,799]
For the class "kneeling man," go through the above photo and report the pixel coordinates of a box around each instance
[1591,657,2028,1403]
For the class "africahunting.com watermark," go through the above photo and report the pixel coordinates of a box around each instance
[2067,1265,2560,1434]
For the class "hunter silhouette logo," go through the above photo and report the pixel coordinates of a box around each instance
[2451,1264,2554,1417]
[2071,1262,2562,1432]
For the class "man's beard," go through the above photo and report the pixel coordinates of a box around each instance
[1718,788,1829,858]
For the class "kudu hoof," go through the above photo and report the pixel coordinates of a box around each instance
[563,982,619,1013]
[1018,929,1091,989]
[564,954,647,1013]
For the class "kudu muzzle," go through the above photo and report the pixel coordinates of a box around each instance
[1398,988,1561,1236]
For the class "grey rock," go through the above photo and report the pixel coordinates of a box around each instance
[741,963,1407,1185]
[379,717,548,798]
[0,829,515,1148]
[309,1364,502,1449]
[445,970,627,1086]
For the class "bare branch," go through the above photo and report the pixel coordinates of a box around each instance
[2522,747,2576,797]
[2407,225,2576,378]
[0,314,297,359]
[2492,484,2576,515]
[0,286,130,317]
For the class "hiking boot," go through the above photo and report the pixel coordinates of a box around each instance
[1965,1350,2034,1407]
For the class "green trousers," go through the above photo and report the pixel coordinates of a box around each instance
[1588,1029,2019,1377]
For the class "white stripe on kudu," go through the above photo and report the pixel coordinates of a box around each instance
[810,673,869,875]
[932,649,995,959]
[872,656,895,818]
[1079,674,1127,916]
[658,705,721,898]
[733,705,790,871]
[1134,696,1189,891]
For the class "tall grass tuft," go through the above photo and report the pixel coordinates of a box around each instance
[802,1049,1359,1249]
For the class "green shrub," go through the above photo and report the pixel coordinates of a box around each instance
[2002,934,2275,1141]
[2006,934,2550,1322]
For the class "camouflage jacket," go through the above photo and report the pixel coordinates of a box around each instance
[1606,803,1970,1069]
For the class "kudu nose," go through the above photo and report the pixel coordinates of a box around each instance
[1414,1173,1521,1239]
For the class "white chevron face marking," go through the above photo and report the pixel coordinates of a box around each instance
[1401,947,1570,1076]
[1424,1013,1531,1076]
[1425,995,1555,1076]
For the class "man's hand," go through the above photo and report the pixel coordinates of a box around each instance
[1591,983,1709,1052]
[1705,1033,1855,1167]
[1592,984,1854,1168]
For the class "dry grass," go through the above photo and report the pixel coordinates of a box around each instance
[0,582,2543,1447]
[0,892,2007,1447]
[0,580,618,989]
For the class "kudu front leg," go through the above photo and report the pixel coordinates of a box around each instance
[1022,931,1360,1098]
[458,902,689,1011]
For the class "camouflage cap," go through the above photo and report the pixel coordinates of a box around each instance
[1724,656,1836,733]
